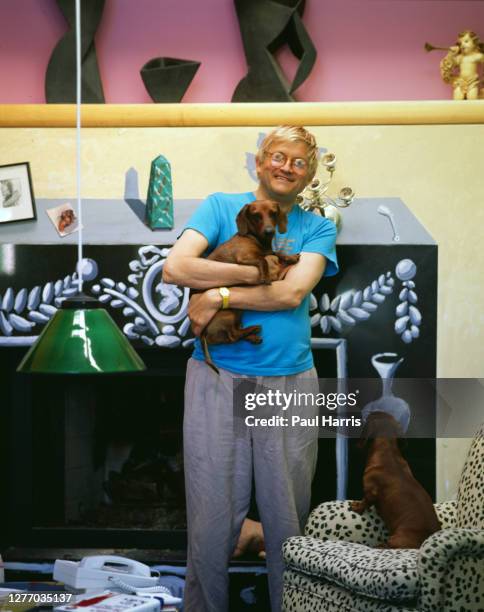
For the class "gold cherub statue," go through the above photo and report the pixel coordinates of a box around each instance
[425,30,484,100]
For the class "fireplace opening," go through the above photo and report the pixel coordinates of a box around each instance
[2,345,347,552]
[32,373,186,534]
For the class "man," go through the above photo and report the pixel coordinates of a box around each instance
[163,126,338,611]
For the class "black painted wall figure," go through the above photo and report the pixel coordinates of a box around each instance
[232,0,316,102]
[140,58,201,103]
[46,0,105,103]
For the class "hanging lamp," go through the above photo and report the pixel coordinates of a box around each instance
[17,0,146,375]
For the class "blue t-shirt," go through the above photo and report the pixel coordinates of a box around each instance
[183,191,338,376]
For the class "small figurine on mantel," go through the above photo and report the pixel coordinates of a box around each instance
[425,30,484,100]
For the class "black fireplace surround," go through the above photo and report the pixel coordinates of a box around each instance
[0,197,437,555]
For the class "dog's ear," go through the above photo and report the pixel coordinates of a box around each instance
[276,206,288,234]
[395,420,405,438]
[236,204,251,235]
[357,420,369,450]
[358,416,375,450]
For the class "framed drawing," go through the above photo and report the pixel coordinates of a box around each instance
[0,161,36,225]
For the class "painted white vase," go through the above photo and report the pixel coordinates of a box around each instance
[363,352,411,432]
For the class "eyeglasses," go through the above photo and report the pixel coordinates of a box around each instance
[265,150,308,173]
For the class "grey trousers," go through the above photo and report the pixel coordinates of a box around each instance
[183,357,319,612]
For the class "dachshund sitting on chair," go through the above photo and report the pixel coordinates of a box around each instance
[200,199,300,373]
[350,411,441,548]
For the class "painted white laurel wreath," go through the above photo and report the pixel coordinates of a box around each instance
[0,274,80,337]
[311,271,394,333]
[311,267,421,344]
[0,248,422,346]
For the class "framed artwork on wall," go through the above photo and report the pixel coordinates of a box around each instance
[0,162,36,225]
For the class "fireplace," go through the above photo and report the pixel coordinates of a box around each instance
[2,342,347,552]
[0,341,435,558]
[0,197,438,557]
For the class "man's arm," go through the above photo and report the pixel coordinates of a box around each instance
[163,229,260,289]
[188,252,326,336]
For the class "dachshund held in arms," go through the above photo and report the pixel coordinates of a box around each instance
[350,411,441,548]
[200,199,300,373]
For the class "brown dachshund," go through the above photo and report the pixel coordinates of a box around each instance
[350,411,441,548]
[200,199,300,373]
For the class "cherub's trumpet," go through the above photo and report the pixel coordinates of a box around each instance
[424,42,451,53]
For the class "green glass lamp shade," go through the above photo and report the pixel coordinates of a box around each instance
[17,295,146,374]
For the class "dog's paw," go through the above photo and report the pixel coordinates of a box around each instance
[349,500,365,514]
[278,253,300,264]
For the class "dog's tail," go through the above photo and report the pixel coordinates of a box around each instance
[201,333,220,375]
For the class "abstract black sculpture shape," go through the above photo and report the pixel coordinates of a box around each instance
[232,0,316,102]
[46,0,105,103]
[140,58,201,103]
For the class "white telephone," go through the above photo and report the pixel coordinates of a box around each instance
[54,555,159,591]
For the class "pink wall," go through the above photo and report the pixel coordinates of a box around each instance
[1,0,484,103]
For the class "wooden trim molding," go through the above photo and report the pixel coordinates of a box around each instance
[1,101,484,127]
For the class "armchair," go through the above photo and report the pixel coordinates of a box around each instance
[282,424,484,611]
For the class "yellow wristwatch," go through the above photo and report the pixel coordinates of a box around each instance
[218,287,230,309]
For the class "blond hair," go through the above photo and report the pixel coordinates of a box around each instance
[256,126,319,177]
[457,30,484,52]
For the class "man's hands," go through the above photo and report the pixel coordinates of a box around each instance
[188,254,297,336]
[188,289,221,337]
[163,229,261,290]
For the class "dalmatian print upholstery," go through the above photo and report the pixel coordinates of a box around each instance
[283,569,416,612]
[305,500,388,546]
[282,423,484,611]
[418,527,484,610]
[433,500,457,528]
[456,423,484,529]
[283,537,419,601]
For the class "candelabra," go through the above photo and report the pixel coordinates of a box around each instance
[297,153,354,230]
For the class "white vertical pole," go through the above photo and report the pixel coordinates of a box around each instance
[75,0,83,292]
